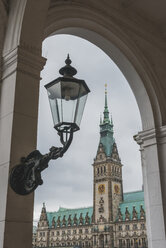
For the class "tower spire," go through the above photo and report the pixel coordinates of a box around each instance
[105,83,108,108]
[99,85,114,157]
[103,84,110,124]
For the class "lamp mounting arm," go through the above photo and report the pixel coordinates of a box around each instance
[9,128,73,195]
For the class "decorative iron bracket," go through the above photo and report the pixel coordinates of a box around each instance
[9,129,73,195]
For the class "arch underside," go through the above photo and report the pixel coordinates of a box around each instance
[3,1,163,131]
[47,26,157,131]
[43,8,162,131]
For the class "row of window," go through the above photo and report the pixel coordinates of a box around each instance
[38,224,145,239]
[96,166,106,175]
[111,165,121,174]
[35,238,147,247]
[51,228,91,236]
[119,237,147,247]
[96,165,121,176]
[39,232,46,237]
[41,221,91,228]
[49,241,92,247]
[118,223,145,231]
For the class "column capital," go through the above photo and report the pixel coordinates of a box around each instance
[134,126,166,148]
[2,42,46,81]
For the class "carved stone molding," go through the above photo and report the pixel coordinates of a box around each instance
[19,40,41,55]
[134,128,157,148]
[2,44,46,81]
[156,126,166,145]
[134,126,166,148]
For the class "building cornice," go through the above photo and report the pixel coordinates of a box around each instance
[2,44,46,81]
[134,126,166,148]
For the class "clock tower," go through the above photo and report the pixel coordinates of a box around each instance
[92,86,123,248]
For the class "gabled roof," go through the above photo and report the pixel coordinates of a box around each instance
[117,190,145,221]
[44,191,145,227]
[46,206,93,228]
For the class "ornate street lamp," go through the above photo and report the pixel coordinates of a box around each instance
[10,55,90,195]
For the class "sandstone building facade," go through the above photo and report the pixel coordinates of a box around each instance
[33,89,147,248]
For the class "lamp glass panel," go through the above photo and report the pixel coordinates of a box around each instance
[60,81,79,125]
[46,79,89,131]
[74,87,88,127]
[47,82,61,127]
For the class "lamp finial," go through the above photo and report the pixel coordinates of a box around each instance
[65,54,71,65]
[59,54,77,77]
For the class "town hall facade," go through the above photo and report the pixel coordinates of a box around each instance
[33,89,148,248]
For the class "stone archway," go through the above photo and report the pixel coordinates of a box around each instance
[0,1,166,248]
[44,11,166,248]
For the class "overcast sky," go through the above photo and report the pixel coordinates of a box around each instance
[34,34,142,223]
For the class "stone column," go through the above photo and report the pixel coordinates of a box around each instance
[93,235,96,246]
[103,234,106,246]
[134,127,166,248]
[0,44,46,248]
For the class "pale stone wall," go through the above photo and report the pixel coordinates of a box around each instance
[36,224,93,247]
[112,181,123,221]
[95,181,109,222]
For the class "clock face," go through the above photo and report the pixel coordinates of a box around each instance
[98,184,105,194]
[114,184,120,194]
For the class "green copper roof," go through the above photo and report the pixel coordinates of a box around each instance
[118,191,145,221]
[44,191,145,227]
[123,190,144,202]
[99,132,115,157]
[46,206,93,228]
[99,87,114,157]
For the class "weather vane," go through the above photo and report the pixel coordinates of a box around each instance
[105,83,107,93]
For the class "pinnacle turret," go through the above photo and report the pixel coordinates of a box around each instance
[100,114,102,125]
[40,202,48,222]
